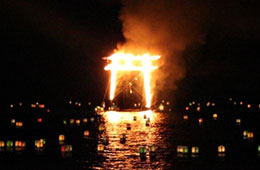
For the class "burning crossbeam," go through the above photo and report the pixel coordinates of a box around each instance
[104,52,160,108]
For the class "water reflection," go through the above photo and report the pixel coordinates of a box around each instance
[96,110,168,169]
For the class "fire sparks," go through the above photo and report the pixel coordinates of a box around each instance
[104,52,160,108]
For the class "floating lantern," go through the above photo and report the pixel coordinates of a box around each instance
[11,119,16,125]
[218,145,225,157]
[31,104,36,108]
[76,119,81,126]
[229,97,232,101]
[16,122,23,128]
[99,124,105,131]
[97,144,104,152]
[46,109,50,112]
[185,106,189,111]
[177,145,188,153]
[88,102,91,106]
[206,102,210,107]
[70,119,75,125]
[259,104,260,109]
[134,103,137,107]
[247,104,251,108]
[197,107,200,112]
[213,113,218,120]
[212,103,215,107]
[0,141,5,149]
[69,101,72,104]
[19,102,22,106]
[39,104,45,108]
[248,132,254,139]
[189,102,192,106]
[243,130,248,139]
[191,146,199,154]
[63,120,67,125]
[192,101,195,105]
[10,104,14,108]
[37,118,42,123]
[258,145,260,153]
[84,130,90,138]
[78,103,81,107]
[198,118,203,125]
[61,145,72,152]
[59,135,65,144]
[6,140,13,150]
[240,101,243,105]
[133,116,137,121]
[233,101,237,105]
[90,117,95,122]
[83,118,88,123]
[15,141,26,150]
[166,101,170,105]
[183,115,188,120]
[36,102,39,105]
[236,119,241,125]
[126,123,131,130]
[143,114,147,119]
[35,139,46,150]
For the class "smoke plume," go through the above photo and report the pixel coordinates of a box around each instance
[118,0,208,104]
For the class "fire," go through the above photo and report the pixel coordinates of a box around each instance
[104,52,160,108]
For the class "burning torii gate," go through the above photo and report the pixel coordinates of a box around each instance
[104,52,160,108]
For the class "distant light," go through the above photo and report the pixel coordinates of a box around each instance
[37,118,42,123]
[229,97,232,101]
[218,145,225,155]
[248,132,254,139]
[83,118,88,123]
[185,106,189,111]
[236,119,241,125]
[10,104,14,108]
[191,146,199,154]
[177,145,188,153]
[88,102,91,105]
[247,104,251,108]
[84,130,90,138]
[59,135,65,143]
[213,113,218,120]
[166,101,170,105]
[206,102,210,107]
[198,118,203,125]
[212,103,215,107]
[39,104,45,108]
[197,107,200,112]
[97,144,104,152]
[240,101,243,105]
[69,101,72,104]
[159,104,164,111]
[183,115,188,120]
[19,102,22,106]
[31,104,36,108]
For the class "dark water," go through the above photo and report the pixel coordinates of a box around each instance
[1,103,260,169]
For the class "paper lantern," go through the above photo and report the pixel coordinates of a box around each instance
[236,119,241,125]
[70,119,75,125]
[61,145,72,152]
[0,141,5,148]
[198,118,203,125]
[39,104,45,108]
[16,122,23,128]
[247,104,251,108]
[84,130,89,138]
[59,135,65,142]
[90,117,95,122]
[6,140,13,147]
[97,144,104,152]
[76,119,80,126]
[63,120,67,125]
[213,113,218,120]
[243,130,248,138]
[10,104,14,108]
[177,145,188,153]
[83,118,88,123]
[11,119,16,125]
[37,118,42,123]
[218,145,225,153]
[191,146,199,154]
[183,115,188,120]
[196,107,200,112]
[247,132,254,139]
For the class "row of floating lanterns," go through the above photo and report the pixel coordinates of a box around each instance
[0,140,26,151]
[63,117,95,126]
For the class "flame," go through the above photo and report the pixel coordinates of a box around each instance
[104,52,160,108]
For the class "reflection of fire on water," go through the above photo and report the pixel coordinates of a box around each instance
[100,110,164,168]
[104,52,160,108]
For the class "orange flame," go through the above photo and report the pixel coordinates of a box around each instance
[104,52,160,108]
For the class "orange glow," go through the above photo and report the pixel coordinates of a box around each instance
[104,52,160,108]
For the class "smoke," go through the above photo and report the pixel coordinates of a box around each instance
[117,0,208,104]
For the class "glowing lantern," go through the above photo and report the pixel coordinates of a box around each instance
[185,106,189,111]
[0,141,5,150]
[15,141,26,150]
[236,119,241,125]
[16,122,23,128]
[35,139,46,150]
[63,120,67,125]
[61,145,72,152]
[166,101,170,105]
[76,119,81,126]
[133,116,137,121]
[126,123,131,130]
[218,145,225,157]
[213,113,218,120]
[90,117,95,122]
[6,140,13,148]
[88,102,91,106]
[59,135,65,143]
[83,118,88,123]
[84,130,90,138]
[37,118,42,123]
[183,115,188,120]
[192,101,195,105]
[19,102,22,106]
[240,101,243,105]
[11,119,16,125]
[189,102,192,106]
[258,145,260,153]
[229,97,232,101]
[212,103,215,107]
[97,144,104,152]
[259,104,260,108]
[206,102,210,107]
[159,104,164,111]
[78,103,81,107]
[69,101,72,104]
[177,145,188,153]
[197,107,200,112]
[248,132,254,139]
[243,131,248,139]
[191,146,199,154]
[10,104,14,108]
[99,124,105,131]
[70,119,75,125]
[39,104,45,108]
[198,118,203,125]
[31,104,36,108]
[247,104,251,108]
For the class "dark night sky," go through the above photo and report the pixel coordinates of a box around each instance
[1,0,260,105]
